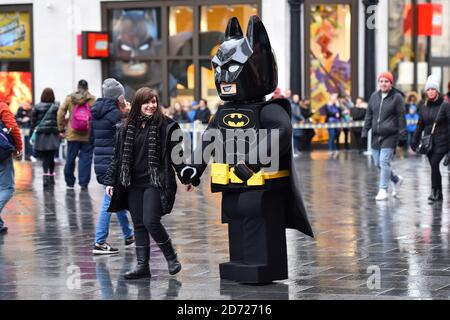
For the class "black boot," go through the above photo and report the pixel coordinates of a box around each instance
[434,189,443,201]
[428,189,436,201]
[157,238,181,275]
[428,188,443,201]
[49,175,55,185]
[124,246,151,280]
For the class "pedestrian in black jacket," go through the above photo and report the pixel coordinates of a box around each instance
[194,99,211,124]
[351,97,368,153]
[16,102,33,160]
[411,76,450,201]
[30,88,60,187]
[362,72,406,201]
[104,87,193,280]
[90,78,134,255]
[299,99,315,151]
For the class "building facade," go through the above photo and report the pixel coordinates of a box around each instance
[1,0,449,113]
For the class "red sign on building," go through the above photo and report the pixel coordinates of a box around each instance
[81,31,109,59]
[403,3,442,36]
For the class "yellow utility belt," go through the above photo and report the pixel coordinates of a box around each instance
[211,163,289,186]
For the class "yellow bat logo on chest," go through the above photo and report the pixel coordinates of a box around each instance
[222,113,250,128]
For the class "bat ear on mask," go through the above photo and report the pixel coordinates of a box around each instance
[225,17,244,40]
[246,15,271,52]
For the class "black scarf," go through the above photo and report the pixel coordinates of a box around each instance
[120,116,161,188]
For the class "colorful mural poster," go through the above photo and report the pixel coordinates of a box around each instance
[310,5,352,110]
[0,72,32,114]
[0,12,31,59]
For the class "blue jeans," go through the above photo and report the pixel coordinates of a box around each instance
[328,128,339,151]
[407,132,414,149]
[0,157,15,227]
[95,188,133,244]
[293,129,302,152]
[371,148,400,190]
[64,141,93,187]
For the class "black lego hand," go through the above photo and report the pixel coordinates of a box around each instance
[233,161,260,182]
[444,152,450,166]
[180,166,200,187]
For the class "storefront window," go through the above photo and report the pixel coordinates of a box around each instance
[309,4,352,110]
[103,2,258,106]
[0,11,31,59]
[0,9,32,113]
[442,67,450,93]
[168,60,194,106]
[200,59,222,112]
[430,66,450,93]
[431,0,450,58]
[416,0,430,92]
[200,5,256,56]
[110,8,161,59]
[200,4,256,110]
[108,60,163,100]
[169,6,193,56]
[389,0,414,92]
[109,8,162,100]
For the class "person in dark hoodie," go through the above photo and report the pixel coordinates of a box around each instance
[15,101,34,160]
[90,79,134,255]
[30,88,61,187]
[194,99,211,124]
[362,72,407,201]
[57,80,96,190]
[411,76,450,202]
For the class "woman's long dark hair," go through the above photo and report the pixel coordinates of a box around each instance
[41,88,55,103]
[125,87,164,128]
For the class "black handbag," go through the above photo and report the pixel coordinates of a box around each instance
[417,102,445,155]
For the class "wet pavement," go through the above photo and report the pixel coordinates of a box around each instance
[0,150,449,300]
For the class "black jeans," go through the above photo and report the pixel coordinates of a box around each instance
[127,186,169,247]
[427,152,446,190]
[40,150,56,174]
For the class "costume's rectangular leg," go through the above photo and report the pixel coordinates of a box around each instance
[220,190,288,283]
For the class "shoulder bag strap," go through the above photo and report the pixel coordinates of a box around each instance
[36,104,55,130]
[430,102,445,135]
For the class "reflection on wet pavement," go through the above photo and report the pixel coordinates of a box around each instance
[0,152,449,299]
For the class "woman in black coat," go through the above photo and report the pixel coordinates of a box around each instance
[30,88,60,187]
[411,78,450,201]
[104,87,193,279]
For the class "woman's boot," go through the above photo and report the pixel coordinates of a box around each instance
[428,188,443,201]
[124,246,151,280]
[428,189,436,201]
[157,238,181,275]
[434,188,443,201]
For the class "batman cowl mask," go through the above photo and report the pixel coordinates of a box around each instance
[212,16,278,102]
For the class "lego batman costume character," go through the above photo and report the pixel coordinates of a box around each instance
[182,16,313,283]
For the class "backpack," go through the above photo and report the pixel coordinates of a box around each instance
[0,120,16,161]
[70,103,91,132]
